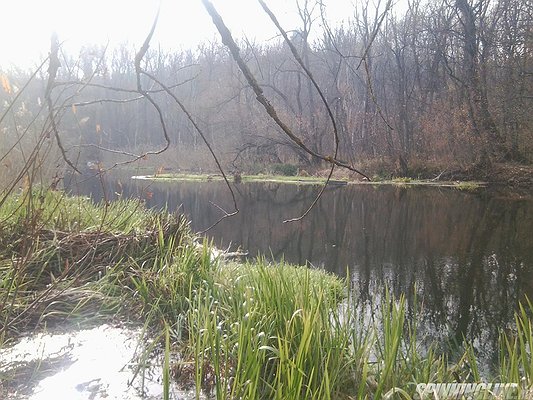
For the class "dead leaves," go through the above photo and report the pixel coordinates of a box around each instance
[1,74,12,94]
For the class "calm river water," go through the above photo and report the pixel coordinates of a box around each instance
[67,172,533,369]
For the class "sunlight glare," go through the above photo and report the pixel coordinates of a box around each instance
[0,0,357,69]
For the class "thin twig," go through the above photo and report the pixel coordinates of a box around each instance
[44,33,81,174]
[201,0,370,181]
[141,70,239,232]
[256,0,339,222]
[65,96,144,108]
[0,58,49,127]
[131,5,171,161]
[54,74,199,94]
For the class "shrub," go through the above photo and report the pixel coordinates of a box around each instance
[271,163,298,176]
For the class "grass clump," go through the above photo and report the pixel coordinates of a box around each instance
[392,177,413,184]
[0,189,355,398]
[182,261,350,399]
[499,298,533,395]
[454,181,482,191]
[0,189,197,340]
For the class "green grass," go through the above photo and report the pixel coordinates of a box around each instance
[1,189,532,399]
[182,261,349,399]
[392,177,413,184]
[453,181,482,191]
[0,189,163,234]
[134,172,331,185]
[136,173,215,181]
[0,189,196,339]
[241,174,329,184]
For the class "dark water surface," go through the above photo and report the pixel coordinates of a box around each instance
[68,172,533,369]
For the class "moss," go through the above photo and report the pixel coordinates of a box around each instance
[134,173,332,185]
[454,181,482,191]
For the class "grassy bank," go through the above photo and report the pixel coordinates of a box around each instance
[1,190,532,398]
[133,172,492,191]
[133,173,331,185]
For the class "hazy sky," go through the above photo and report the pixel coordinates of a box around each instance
[0,0,366,69]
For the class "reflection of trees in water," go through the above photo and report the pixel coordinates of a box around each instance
[68,175,533,368]
[351,194,532,370]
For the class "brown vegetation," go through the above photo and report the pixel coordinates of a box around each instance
[0,0,531,184]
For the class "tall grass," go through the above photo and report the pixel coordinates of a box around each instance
[181,261,351,399]
[2,190,533,399]
[499,298,533,398]
[0,188,195,340]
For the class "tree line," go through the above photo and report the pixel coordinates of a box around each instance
[1,0,531,180]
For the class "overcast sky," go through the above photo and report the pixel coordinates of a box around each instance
[0,0,373,69]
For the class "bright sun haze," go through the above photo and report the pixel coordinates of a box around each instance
[0,0,356,69]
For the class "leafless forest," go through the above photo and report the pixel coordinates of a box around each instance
[1,0,531,184]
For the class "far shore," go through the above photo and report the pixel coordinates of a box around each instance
[131,172,487,190]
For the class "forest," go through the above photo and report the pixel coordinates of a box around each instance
[1,0,533,398]
[1,0,531,185]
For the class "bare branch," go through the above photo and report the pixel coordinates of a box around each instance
[64,96,144,108]
[54,74,199,94]
[141,70,239,232]
[131,5,171,158]
[356,0,394,70]
[0,58,49,127]
[201,0,370,180]
[45,33,81,174]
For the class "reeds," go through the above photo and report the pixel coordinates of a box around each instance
[179,261,350,399]
[0,188,194,340]
[2,189,533,399]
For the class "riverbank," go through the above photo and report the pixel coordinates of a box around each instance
[133,173,331,185]
[316,161,533,188]
[1,190,532,399]
[133,172,488,192]
[128,160,533,193]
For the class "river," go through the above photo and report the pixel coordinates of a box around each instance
[67,171,533,370]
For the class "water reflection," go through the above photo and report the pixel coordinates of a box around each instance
[0,325,193,399]
[67,173,533,368]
